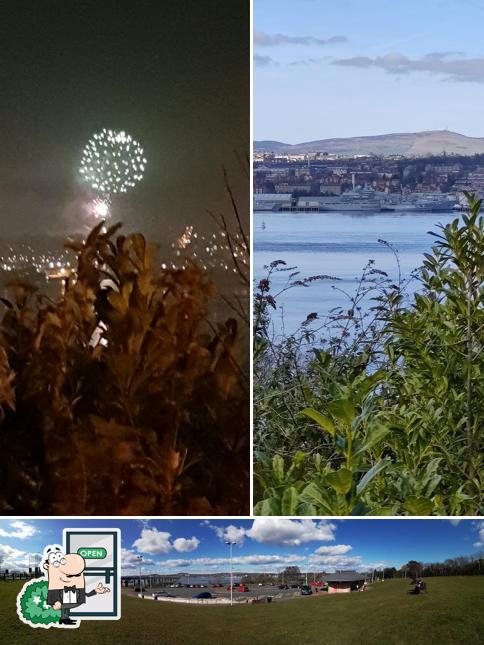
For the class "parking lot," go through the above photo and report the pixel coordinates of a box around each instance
[127,584,326,603]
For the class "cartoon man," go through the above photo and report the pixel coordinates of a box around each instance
[44,546,110,626]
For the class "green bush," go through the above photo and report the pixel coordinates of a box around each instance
[254,193,484,515]
[17,579,60,627]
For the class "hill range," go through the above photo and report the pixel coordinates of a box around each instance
[254,130,484,157]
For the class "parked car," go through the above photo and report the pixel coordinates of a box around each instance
[153,591,175,599]
[300,585,312,596]
[193,591,212,599]
[237,585,249,592]
[290,584,299,589]
[278,584,289,590]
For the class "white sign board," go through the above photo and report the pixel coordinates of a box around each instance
[64,528,121,621]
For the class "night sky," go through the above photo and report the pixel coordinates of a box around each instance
[0,0,249,239]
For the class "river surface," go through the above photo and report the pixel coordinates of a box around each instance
[254,209,458,334]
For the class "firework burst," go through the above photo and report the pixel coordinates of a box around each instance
[79,129,147,198]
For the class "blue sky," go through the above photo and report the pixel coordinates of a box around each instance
[254,0,484,141]
[1,519,483,574]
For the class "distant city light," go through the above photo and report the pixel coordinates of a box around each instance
[0,244,73,278]
[171,227,248,274]
[79,128,147,198]
[176,225,194,249]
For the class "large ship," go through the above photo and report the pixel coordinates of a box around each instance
[319,183,382,212]
[383,193,457,212]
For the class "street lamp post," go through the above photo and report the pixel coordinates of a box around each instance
[136,555,143,598]
[225,541,236,606]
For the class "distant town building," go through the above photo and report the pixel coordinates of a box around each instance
[320,175,343,195]
[253,151,484,201]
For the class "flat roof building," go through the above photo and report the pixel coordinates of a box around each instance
[324,572,366,594]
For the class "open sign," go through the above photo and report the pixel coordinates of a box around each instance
[77,547,107,559]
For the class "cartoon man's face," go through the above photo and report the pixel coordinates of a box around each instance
[43,550,86,590]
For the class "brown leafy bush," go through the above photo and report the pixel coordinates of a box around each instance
[0,222,248,514]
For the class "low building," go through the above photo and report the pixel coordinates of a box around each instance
[324,572,366,593]
[253,193,292,211]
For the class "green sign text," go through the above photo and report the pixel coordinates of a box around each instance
[77,547,107,559]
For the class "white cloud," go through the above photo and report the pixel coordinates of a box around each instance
[121,548,155,570]
[308,554,365,571]
[173,537,200,553]
[161,559,192,569]
[224,525,247,544]
[0,520,37,540]
[0,543,30,570]
[231,554,301,566]
[205,523,246,546]
[132,528,173,555]
[309,555,387,573]
[132,528,201,556]
[332,51,484,84]
[448,519,462,526]
[246,518,336,546]
[289,58,320,66]
[473,528,484,548]
[254,54,277,67]
[254,30,347,48]
[314,544,352,556]
[365,561,389,572]
[161,554,303,570]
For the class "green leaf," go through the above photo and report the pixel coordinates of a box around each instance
[287,451,307,479]
[281,487,299,515]
[365,424,390,450]
[253,497,281,516]
[366,507,395,516]
[297,502,319,516]
[354,424,390,456]
[403,496,434,516]
[424,475,442,498]
[356,459,389,496]
[386,344,395,363]
[301,408,336,437]
[326,468,353,495]
[328,398,356,425]
[272,455,285,483]
[299,482,334,515]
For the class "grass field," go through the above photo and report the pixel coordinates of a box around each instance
[2,577,484,644]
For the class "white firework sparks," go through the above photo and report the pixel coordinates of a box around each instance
[91,198,110,219]
[79,129,147,197]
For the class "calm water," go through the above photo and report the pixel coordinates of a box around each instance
[254,209,458,334]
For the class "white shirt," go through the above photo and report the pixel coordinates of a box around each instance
[62,588,78,604]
